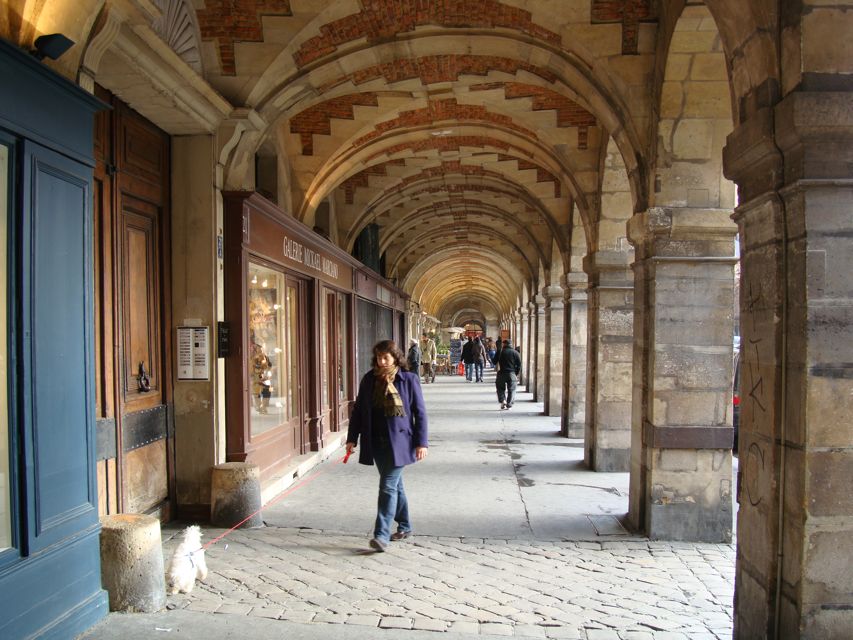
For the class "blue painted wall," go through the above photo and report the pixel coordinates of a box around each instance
[0,38,108,639]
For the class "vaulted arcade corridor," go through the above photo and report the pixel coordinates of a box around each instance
[0,1,850,638]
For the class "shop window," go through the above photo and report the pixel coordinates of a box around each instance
[0,143,9,551]
[247,262,298,437]
[337,294,349,401]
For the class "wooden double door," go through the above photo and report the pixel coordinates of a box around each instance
[93,88,173,518]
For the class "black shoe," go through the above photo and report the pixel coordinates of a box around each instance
[369,538,387,552]
[507,403,513,408]
[390,531,412,541]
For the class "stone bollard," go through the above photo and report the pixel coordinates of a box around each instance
[100,514,166,612]
[210,462,263,529]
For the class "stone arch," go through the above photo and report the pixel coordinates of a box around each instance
[651,3,736,211]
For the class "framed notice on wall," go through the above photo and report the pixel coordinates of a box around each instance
[177,326,210,380]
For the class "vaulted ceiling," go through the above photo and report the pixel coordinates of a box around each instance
[30,0,754,325]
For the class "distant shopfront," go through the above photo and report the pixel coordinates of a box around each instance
[222,192,407,490]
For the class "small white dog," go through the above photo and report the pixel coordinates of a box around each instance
[166,525,208,594]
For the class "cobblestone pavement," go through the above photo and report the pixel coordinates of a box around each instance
[160,525,734,639]
[85,371,736,639]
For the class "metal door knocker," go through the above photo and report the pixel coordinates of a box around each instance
[137,361,151,392]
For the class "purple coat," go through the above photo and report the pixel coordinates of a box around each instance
[347,370,429,466]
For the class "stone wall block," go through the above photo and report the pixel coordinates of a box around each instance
[655,348,731,391]
[672,119,715,159]
[661,390,726,426]
[657,449,698,471]
[805,450,853,518]
[802,529,853,606]
[807,377,853,448]
[691,52,728,80]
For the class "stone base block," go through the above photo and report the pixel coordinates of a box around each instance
[592,447,630,472]
[210,462,263,529]
[648,500,732,543]
[100,514,166,612]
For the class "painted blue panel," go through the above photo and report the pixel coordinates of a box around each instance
[22,141,97,552]
[0,39,104,166]
[0,526,107,639]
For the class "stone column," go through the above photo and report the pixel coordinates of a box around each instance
[513,306,530,391]
[533,293,547,403]
[543,285,565,416]
[725,93,853,638]
[561,274,588,438]
[584,251,634,471]
[626,207,737,542]
[172,136,221,521]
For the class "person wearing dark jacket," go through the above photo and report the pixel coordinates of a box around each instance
[406,338,421,372]
[471,336,486,382]
[346,340,428,552]
[461,336,475,381]
[496,340,522,410]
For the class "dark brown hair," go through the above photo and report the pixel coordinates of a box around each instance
[371,340,408,370]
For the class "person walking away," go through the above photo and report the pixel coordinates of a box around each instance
[495,340,522,410]
[472,336,486,382]
[492,337,504,370]
[420,333,437,383]
[461,336,474,381]
[406,338,421,373]
[486,337,496,369]
[346,340,429,552]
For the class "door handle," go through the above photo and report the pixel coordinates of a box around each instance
[137,361,151,392]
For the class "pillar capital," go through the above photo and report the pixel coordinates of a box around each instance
[542,285,564,310]
[627,207,738,259]
[583,250,633,288]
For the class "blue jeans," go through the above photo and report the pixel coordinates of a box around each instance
[372,444,411,542]
[464,362,473,380]
[474,362,484,381]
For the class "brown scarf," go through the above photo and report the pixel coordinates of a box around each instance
[373,365,406,417]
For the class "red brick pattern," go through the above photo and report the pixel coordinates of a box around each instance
[197,1,292,75]
[352,99,537,149]
[318,54,558,92]
[499,156,561,197]
[294,0,561,68]
[591,0,654,55]
[341,153,560,204]
[470,82,596,149]
[290,93,380,155]
[340,159,406,204]
[366,136,524,163]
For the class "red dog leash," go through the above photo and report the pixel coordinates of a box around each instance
[202,451,350,550]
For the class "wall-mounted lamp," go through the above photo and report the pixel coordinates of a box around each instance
[32,33,75,61]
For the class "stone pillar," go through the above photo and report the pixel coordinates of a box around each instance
[526,302,535,390]
[626,207,737,542]
[725,93,853,638]
[543,285,565,416]
[172,136,221,521]
[561,274,588,438]
[584,251,634,471]
[520,305,530,387]
[534,294,547,403]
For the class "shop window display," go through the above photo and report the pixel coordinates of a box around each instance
[248,263,292,437]
[0,143,9,550]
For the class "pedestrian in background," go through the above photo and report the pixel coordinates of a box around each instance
[406,338,421,373]
[461,335,474,381]
[346,340,429,552]
[495,340,522,410]
[420,332,437,383]
[472,336,486,382]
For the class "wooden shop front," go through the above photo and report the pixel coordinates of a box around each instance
[222,192,407,487]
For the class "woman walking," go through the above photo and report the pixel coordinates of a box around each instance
[346,340,429,551]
